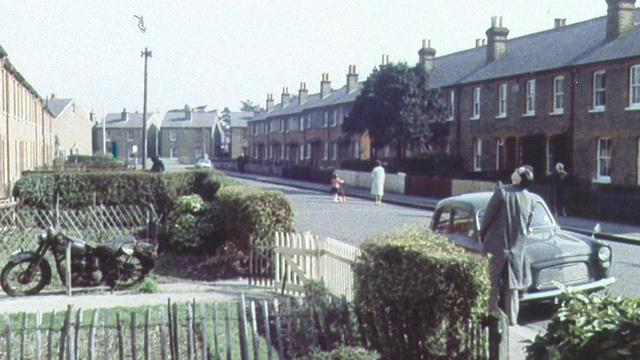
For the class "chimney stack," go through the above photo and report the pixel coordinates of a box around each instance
[380,54,390,68]
[486,16,509,63]
[266,93,275,111]
[185,104,192,120]
[554,18,567,28]
[121,108,128,121]
[606,0,637,41]
[298,82,308,105]
[281,87,290,108]
[346,65,359,93]
[321,73,332,99]
[418,39,437,72]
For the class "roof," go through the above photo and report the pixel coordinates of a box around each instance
[46,98,73,117]
[436,190,545,212]
[161,110,218,128]
[430,9,640,86]
[228,111,253,128]
[97,112,160,129]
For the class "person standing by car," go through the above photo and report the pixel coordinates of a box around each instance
[479,165,536,326]
[150,157,165,173]
[552,162,568,217]
[370,160,385,205]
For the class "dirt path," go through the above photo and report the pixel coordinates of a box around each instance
[0,279,279,314]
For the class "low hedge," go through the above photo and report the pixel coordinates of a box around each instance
[526,289,640,359]
[352,227,489,359]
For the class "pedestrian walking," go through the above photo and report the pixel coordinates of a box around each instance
[330,174,345,202]
[370,160,385,205]
[552,162,568,216]
[479,165,536,326]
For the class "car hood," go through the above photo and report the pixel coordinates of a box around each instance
[525,230,592,264]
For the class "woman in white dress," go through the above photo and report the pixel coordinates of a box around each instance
[370,160,385,205]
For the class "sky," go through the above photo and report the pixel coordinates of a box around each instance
[0,1,612,118]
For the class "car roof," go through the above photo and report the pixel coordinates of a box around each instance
[436,191,544,213]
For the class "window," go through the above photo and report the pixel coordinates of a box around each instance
[353,141,360,159]
[546,138,557,175]
[471,87,481,119]
[496,138,504,170]
[553,76,564,113]
[597,138,612,182]
[498,83,507,117]
[306,114,311,129]
[322,142,328,160]
[299,145,304,161]
[322,112,328,127]
[170,129,177,141]
[305,143,311,159]
[170,148,178,158]
[473,138,482,171]
[630,65,640,108]
[106,130,111,141]
[195,148,203,160]
[127,130,135,141]
[525,79,536,115]
[447,90,455,121]
[281,144,285,159]
[330,110,337,127]
[331,142,338,160]
[593,70,606,110]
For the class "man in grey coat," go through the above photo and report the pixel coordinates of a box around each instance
[479,165,536,326]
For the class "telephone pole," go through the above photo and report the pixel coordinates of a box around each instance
[141,47,152,169]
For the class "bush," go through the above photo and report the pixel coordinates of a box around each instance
[526,288,640,359]
[353,227,489,359]
[215,185,294,250]
[162,194,219,253]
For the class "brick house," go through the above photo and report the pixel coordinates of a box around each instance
[46,93,94,159]
[0,45,55,197]
[429,0,640,186]
[94,109,161,165]
[159,105,218,163]
[247,66,369,168]
[228,111,252,159]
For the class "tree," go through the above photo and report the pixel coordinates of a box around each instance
[342,62,449,161]
[240,100,256,112]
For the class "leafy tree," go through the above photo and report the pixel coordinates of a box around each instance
[342,62,449,160]
[220,107,231,132]
[240,100,256,112]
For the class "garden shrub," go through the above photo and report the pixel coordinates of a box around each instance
[162,194,218,253]
[303,346,380,360]
[352,226,489,359]
[526,288,640,359]
[215,185,294,250]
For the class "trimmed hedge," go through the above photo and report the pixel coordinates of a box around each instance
[526,289,640,359]
[214,185,295,250]
[352,227,489,359]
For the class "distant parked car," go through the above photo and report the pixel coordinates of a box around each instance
[429,191,615,306]
[195,158,212,169]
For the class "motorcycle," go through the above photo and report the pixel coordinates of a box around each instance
[1,227,157,297]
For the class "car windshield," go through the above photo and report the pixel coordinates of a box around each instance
[476,201,555,233]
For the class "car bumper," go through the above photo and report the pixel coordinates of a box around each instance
[520,277,616,303]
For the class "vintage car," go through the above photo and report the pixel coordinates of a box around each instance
[195,158,213,169]
[429,191,615,303]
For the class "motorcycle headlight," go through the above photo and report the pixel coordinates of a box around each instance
[598,246,611,262]
[39,231,48,243]
[121,244,135,256]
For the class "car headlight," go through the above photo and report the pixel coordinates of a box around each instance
[598,246,611,262]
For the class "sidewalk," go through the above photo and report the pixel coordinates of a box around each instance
[225,170,640,359]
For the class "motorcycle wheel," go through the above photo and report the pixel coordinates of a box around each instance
[104,252,153,290]
[1,256,52,297]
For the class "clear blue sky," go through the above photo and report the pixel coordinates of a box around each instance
[0,1,609,117]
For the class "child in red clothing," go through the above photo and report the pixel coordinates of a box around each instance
[330,174,346,202]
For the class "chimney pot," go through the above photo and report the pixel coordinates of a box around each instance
[606,0,637,40]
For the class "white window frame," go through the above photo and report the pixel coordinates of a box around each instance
[322,112,328,127]
[497,83,507,118]
[305,143,311,159]
[322,142,328,160]
[330,110,337,127]
[331,142,338,160]
[127,130,135,142]
[447,90,455,121]
[306,114,311,129]
[496,138,504,170]
[106,130,112,141]
[354,141,360,159]
[170,148,178,158]
[596,137,612,183]
[299,145,304,161]
[592,70,606,110]
[629,65,640,109]
[546,138,556,175]
[471,87,481,119]
[473,139,482,171]
[170,129,178,141]
[525,79,536,115]
[553,76,565,114]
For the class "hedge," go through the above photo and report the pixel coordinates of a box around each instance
[352,227,489,359]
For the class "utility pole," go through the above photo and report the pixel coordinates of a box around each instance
[141,47,152,169]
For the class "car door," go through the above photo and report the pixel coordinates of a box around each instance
[449,207,481,252]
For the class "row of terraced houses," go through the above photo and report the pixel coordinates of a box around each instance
[245,0,640,187]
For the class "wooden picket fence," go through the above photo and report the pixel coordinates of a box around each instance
[0,294,359,360]
[249,232,361,301]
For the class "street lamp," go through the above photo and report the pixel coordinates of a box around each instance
[141,47,152,169]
